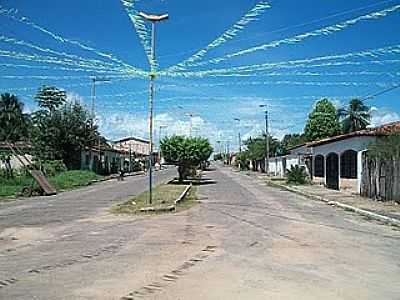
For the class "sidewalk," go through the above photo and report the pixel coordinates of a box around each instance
[240,168,400,227]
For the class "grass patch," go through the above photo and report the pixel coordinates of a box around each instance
[112,184,197,215]
[49,170,101,191]
[0,175,34,198]
[0,170,102,199]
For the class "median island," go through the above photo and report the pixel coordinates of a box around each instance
[111,183,197,215]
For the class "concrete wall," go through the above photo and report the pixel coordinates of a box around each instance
[267,155,310,177]
[340,178,358,193]
[313,176,325,185]
[269,157,285,177]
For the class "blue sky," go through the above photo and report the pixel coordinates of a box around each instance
[1,0,400,150]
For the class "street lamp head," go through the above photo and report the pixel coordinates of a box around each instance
[234,118,240,122]
[91,76,111,83]
[139,12,169,22]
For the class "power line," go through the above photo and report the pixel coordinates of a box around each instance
[362,83,400,100]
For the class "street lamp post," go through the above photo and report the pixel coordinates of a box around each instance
[177,106,196,136]
[259,105,269,174]
[140,12,169,205]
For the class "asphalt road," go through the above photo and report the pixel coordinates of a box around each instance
[1,164,399,299]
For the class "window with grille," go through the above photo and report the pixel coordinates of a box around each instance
[314,155,324,177]
[340,150,357,179]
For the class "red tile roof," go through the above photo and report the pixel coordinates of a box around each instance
[307,121,400,147]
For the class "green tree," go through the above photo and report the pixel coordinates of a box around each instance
[338,98,371,133]
[304,98,341,141]
[0,93,29,142]
[160,136,213,182]
[245,135,280,161]
[280,133,307,155]
[235,151,250,170]
[31,101,98,169]
[35,85,67,113]
[368,134,400,160]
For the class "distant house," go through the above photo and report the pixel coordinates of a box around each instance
[81,145,130,175]
[307,121,400,193]
[113,137,150,157]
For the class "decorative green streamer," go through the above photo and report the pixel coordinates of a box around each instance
[174,4,400,70]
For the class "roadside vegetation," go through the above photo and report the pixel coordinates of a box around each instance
[111,184,198,215]
[0,168,101,199]
[286,165,308,185]
[0,87,106,199]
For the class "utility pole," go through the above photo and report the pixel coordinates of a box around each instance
[90,77,110,172]
[260,105,269,174]
[188,113,193,136]
[91,77,110,119]
[216,140,221,156]
[158,125,167,169]
[234,118,241,153]
[140,12,169,205]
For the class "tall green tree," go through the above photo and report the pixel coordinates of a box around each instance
[35,86,67,113]
[304,98,341,141]
[161,136,213,182]
[0,93,29,142]
[31,101,98,169]
[368,134,400,160]
[245,135,280,161]
[280,133,307,154]
[338,98,371,133]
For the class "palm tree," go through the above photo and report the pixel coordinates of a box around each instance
[0,93,28,142]
[338,98,371,133]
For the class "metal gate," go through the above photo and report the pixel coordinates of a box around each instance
[326,153,339,190]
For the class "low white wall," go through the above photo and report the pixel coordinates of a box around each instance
[0,155,33,170]
[269,158,285,177]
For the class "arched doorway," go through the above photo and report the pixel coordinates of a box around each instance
[326,153,339,190]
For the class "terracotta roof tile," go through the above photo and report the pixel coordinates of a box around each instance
[307,121,400,147]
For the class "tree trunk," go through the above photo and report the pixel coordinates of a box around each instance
[178,165,185,183]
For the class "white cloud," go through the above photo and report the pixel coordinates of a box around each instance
[369,107,400,127]
[97,112,221,146]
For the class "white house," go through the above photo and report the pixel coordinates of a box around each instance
[307,121,400,193]
[113,137,150,157]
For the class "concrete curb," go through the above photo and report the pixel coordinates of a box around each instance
[174,184,192,206]
[138,183,192,214]
[266,181,400,228]
[90,171,145,184]
[140,205,175,213]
